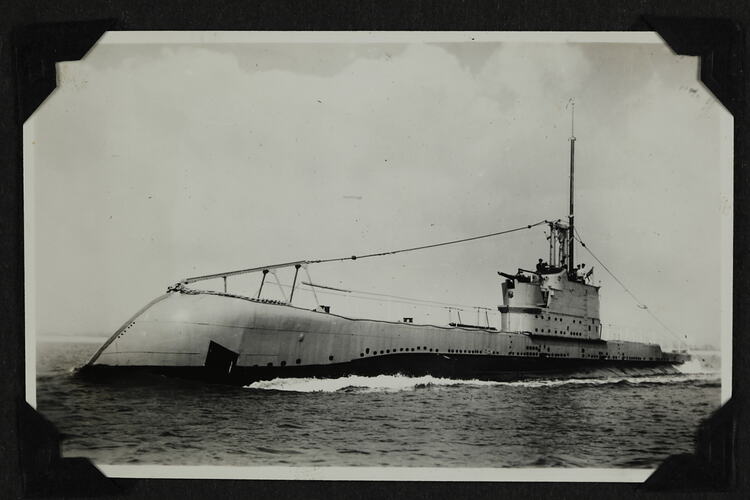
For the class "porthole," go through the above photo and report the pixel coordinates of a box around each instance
[400,348,404,352]
[295,358,301,364]
[267,362,273,367]
[366,348,370,354]
[386,349,390,353]
[416,346,421,350]
[281,360,287,366]
[329,355,334,361]
[360,353,364,357]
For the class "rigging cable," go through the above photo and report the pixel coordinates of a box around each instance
[301,265,320,308]
[300,281,495,311]
[284,280,497,312]
[573,228,687,348]
[269,270,288,302]
[309,219,551,264]
[180,219,552,285]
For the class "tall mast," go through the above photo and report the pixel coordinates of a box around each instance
[568,99,576,275]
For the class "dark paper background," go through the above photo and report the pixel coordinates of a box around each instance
[2,2,748,499]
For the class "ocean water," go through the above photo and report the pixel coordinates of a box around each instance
[35,340,721,468]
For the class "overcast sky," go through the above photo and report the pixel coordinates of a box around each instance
[26,33,731,350]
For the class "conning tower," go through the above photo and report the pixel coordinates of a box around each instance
[498,223,601,340]
[498,99,601,341]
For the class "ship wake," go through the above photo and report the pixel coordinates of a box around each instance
[244,372,719,393]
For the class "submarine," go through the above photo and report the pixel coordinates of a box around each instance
[80,109,689,385]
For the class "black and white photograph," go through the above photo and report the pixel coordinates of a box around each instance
[25,31,731,481]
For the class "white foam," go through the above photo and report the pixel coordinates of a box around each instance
[677,358,707,374]
[677,351,721,375]
[244,372,719,393]
[246,374,472,393]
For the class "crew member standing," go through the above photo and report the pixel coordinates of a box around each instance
[536,258,545,273]
[576,263,587,282]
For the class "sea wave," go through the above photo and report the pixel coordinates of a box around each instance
[244,372,720,393]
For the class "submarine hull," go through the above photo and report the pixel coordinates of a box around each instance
[81,290,687,386]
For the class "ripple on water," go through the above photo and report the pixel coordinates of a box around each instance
[36,342,722,468]
[337,449,371,455]
[255,446,303,455]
